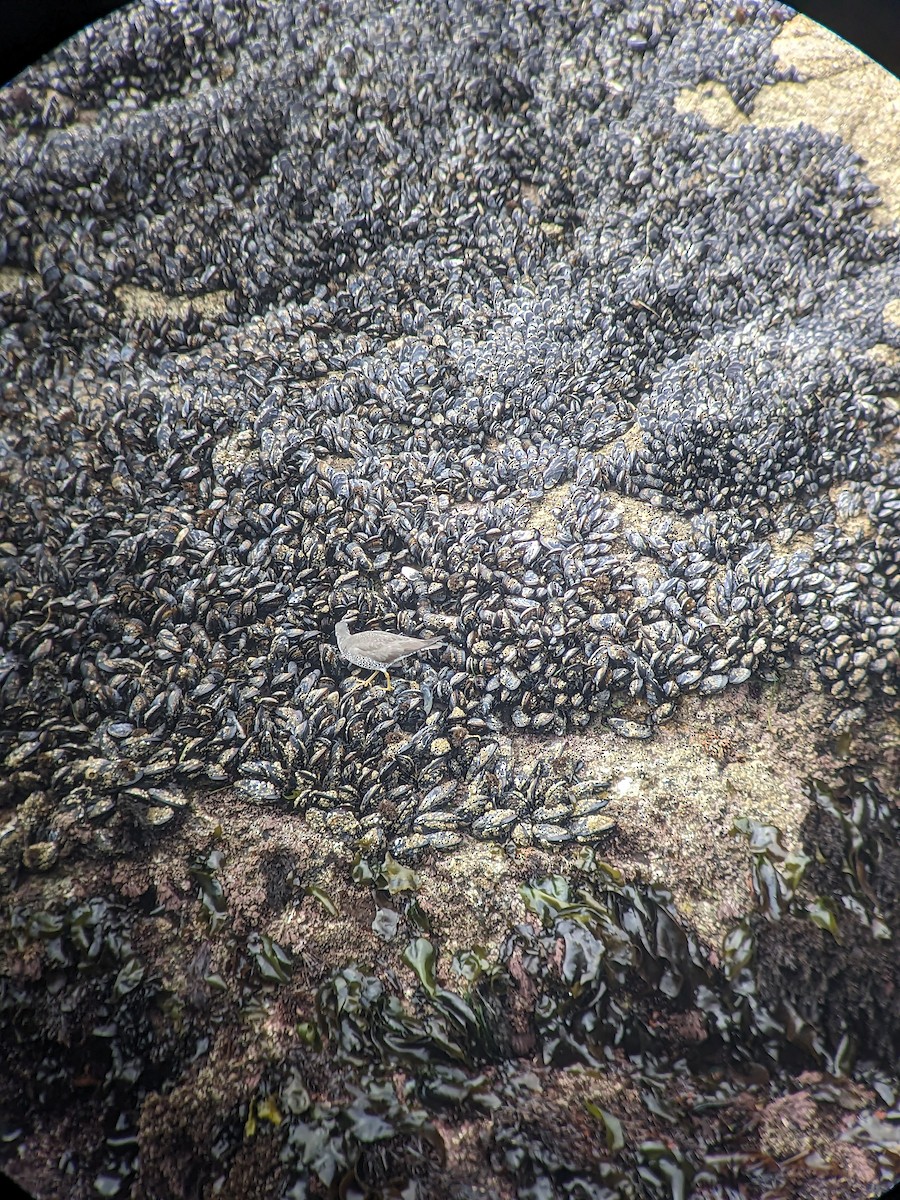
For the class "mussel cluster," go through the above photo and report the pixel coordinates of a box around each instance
[1,0,898,861]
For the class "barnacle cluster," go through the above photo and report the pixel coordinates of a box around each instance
[0,0,898,869]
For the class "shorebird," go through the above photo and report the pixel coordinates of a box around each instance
[334,619,444,690]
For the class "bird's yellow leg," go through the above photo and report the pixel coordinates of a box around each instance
[355,669,392,690]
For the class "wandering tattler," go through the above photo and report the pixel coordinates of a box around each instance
[334,619,444,690]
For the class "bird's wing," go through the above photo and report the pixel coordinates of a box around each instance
[351,631,443,661]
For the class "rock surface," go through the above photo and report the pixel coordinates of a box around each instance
[0,2,898,1198]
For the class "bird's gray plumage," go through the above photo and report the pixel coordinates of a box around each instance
[335,619,444,687]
